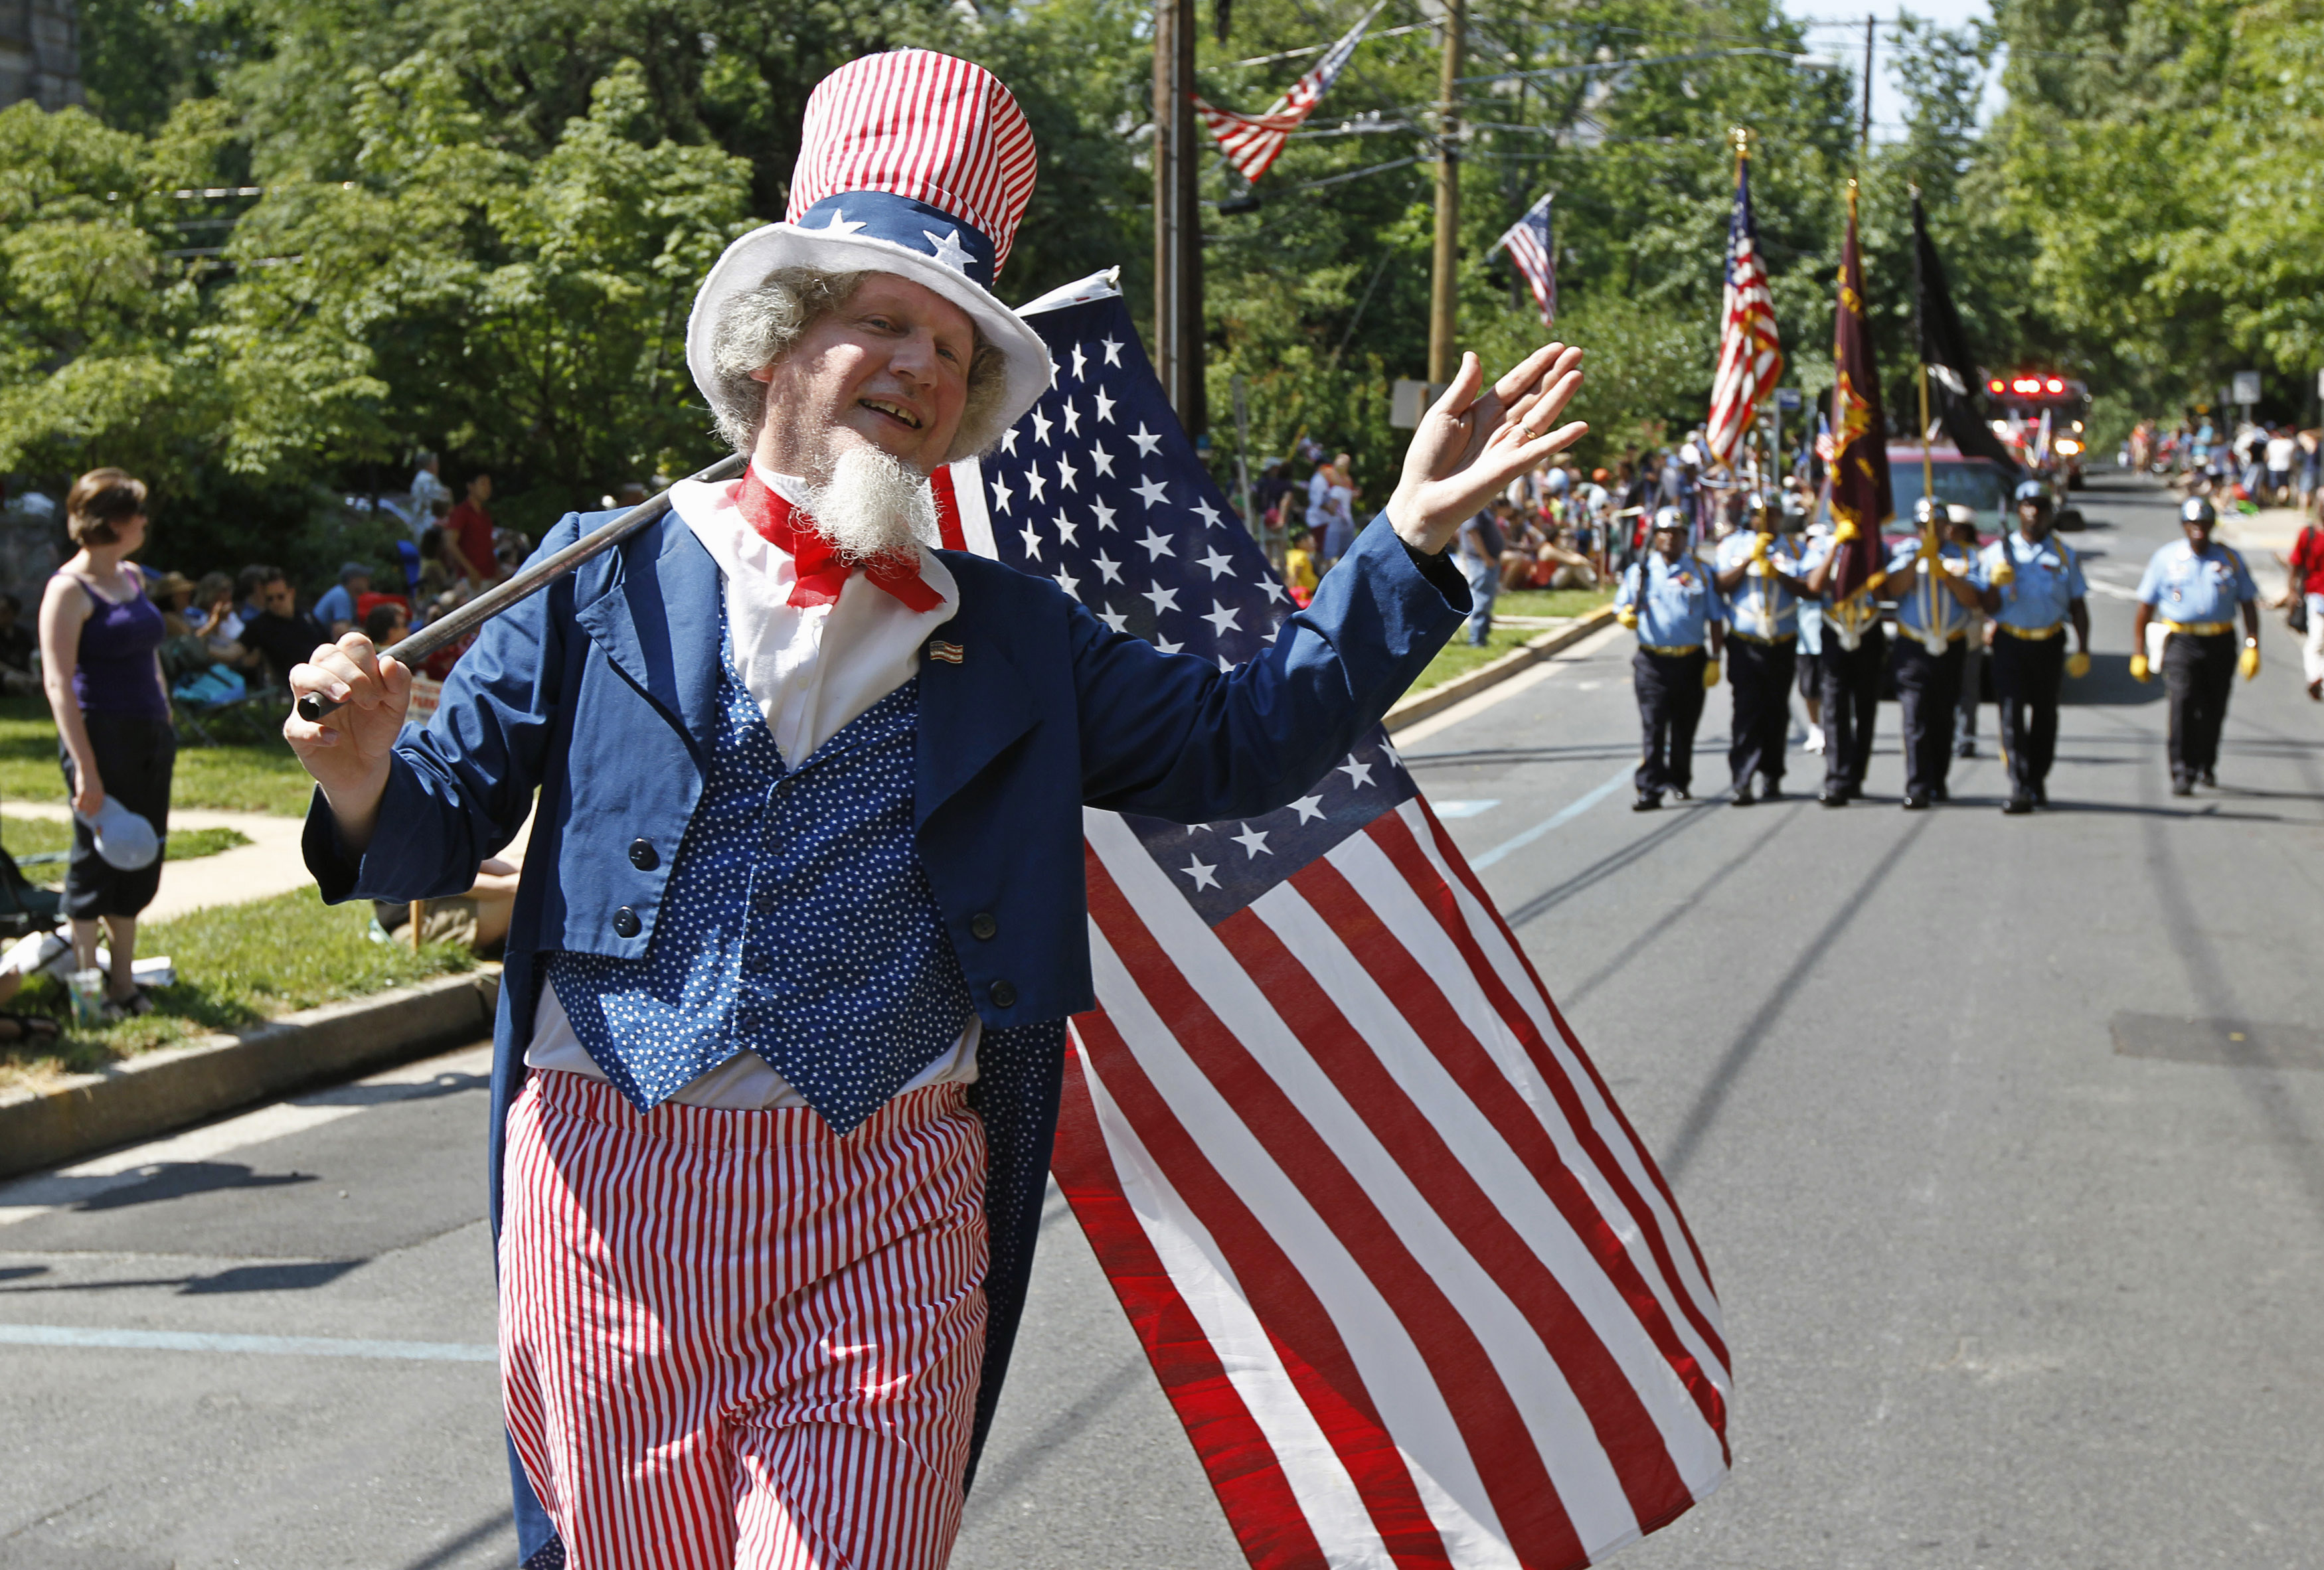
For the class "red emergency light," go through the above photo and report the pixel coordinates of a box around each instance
[1989,378,2005,394]
[2044,377,2064,394]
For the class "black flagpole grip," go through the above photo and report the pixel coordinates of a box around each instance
[294,451,748,724]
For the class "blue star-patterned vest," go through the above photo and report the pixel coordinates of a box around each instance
[544,629,972,1133]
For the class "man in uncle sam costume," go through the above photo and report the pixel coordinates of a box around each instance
[288,48,1589,1570]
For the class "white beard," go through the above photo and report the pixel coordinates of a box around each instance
[801,443,938,563]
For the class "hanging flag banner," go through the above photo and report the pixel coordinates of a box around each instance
[1909,194,2021,475]
[1494,191,1559,329]
[1193,1,1386,184]
[1825,183,1892,609]
[944,272,1733,1570]
[1705,143,1783,471]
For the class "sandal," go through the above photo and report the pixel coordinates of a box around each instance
[0,1010,62,1042]
[101,988,155,1022]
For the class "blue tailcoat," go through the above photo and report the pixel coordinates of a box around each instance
[304,505,1463,1545]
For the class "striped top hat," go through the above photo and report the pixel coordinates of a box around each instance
[686,50,1052,463]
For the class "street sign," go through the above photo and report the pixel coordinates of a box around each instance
[2315,368,2323,400]
[1390,378,1446,429]
[1776,387,1803,412]
[2232,370,2261,406]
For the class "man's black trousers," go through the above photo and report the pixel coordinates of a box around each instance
[1725,636,1795,789]
[1633,648,1706,797]
[2163,629,2236,781]
[1815,623,1885,793]
[1990,631,2064,800]
[1891,634,1965,797]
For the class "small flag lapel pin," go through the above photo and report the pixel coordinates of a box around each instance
[928,639,965,665]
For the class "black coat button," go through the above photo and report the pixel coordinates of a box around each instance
[970,912,997,941]
[989,979,1017,1009]
[612,906,641,938]
[628,838,659,871]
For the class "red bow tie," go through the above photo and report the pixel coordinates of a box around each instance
[734,468,944,613]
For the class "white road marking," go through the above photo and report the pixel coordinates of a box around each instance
[0,1042,493,1227]
[0,1324,495,1362]
[1470,765,1636,870]
[1429,799,1501,819]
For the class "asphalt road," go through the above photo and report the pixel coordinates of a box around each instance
[6,473,2321,1569]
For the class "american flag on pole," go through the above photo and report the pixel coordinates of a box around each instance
[1494,192,1558,328]
[1193,1,1385,184]
[1704,155,1783,471]
[938,272,1732,1570]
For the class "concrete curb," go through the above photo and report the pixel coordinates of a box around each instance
[0,968,501,1180]
[1385,605,1618,733]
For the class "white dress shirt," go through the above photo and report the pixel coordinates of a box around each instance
[524,463,981,1109]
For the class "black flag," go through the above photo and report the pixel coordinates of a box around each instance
[1911,195,2021,475]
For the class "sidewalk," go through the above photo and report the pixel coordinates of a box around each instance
[2221,505,2302,600]
[3,804,311,921]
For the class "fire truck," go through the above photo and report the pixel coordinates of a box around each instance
[1983,370,2092,490]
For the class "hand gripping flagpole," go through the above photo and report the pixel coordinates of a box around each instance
[294,451,747,723]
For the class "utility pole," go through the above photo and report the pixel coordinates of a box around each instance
[1154,0,1207,435]
[1859,14,1874,157]
[1427,0,1465,385]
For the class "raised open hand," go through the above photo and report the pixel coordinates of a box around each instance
[1385,343,1586,554]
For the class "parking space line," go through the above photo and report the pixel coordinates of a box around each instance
[0,1322,496,1362]
[1471,764,1636,869]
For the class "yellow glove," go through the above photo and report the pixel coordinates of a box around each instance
[1990,557,2015,588]
[1750,532,1772,563]
[2065,651,2091,680]
[2129,652,2150,683]
[1703,659,1721,690]
[2240,641,2261,680]
[1832,518,1859,544]
[1616,606,1639,630]
[1918,532,1941,564]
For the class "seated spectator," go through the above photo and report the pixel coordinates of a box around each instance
[312,562,372,638]
[1497,509,1547,592]
[1282,527,1319,608]
[373,854,521,957]
[145,572,215,683]
[234,563,271,626]
[0,593,37,696]
[363,601,410,647]
[416,524,459,610]
[235,568,328,688]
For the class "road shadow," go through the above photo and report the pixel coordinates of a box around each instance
[294,1070,489,1109]
[2062,652,2166,706]
[0,1259,363,1295]
[71,1162,316,1212]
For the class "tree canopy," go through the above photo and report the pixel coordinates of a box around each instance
[1,0,2303,580]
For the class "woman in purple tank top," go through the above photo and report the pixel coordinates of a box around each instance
[37,468,175,1019]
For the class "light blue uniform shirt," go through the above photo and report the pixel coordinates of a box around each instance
[1981,533,2085,631]
[1618,552,1724,649]
[313,583,358,628]
[1714,531,1803,639]
[2134,538,2256,625]
[1887,538,1979,643]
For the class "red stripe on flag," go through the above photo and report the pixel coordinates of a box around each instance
[930,464,968,552]
[1086,850,1586,1569]
[1216,884,1697,1530]
[1065,1002,1449,1570]
[1050,1040,1328,1569]
[1398,805,1729,1387]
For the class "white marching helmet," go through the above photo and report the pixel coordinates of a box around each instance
[683,50,1056,463]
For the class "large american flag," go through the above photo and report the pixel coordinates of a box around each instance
[1704,157,1783,471]
[938,275,1732,1569]
[1495,192,1558,329]
[1193,1,1384,184]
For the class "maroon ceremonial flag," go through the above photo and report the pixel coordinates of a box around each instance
[1825,189,1891,602]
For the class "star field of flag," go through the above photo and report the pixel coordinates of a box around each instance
[974,288,1416,925]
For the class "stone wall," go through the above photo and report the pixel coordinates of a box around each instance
[0,0,83,114]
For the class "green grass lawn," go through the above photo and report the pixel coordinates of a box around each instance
[3,815,253,886]
[1412,586,1615,691]
[0,696,315,816]
[1,885,477,1089]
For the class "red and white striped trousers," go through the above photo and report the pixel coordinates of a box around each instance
[499,1069,989,1570]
